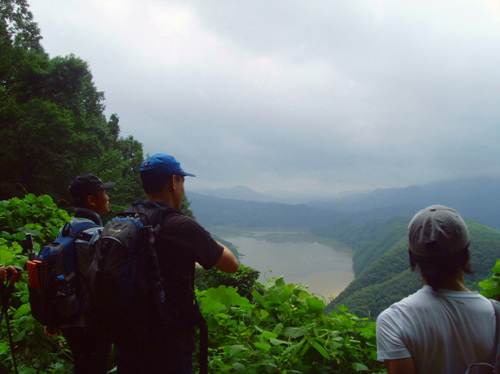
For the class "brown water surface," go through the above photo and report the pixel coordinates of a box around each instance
[210,227,354,300]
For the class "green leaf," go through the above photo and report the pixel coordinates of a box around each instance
[284,327,306,339]
[0,340,9,355]
[306,296,325,312]
[13,329,26,342]
[256,308,269,319]
[230,345,247,356]
[14,303,31,318]
[352,362,369,371]
[275,277,286,287]
[311,341,330,359]
[270,338,291,346]
[232,362,246,371]
[254,342,271,352]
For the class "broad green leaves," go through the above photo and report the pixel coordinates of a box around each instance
[479,259,500,301]
[198,277,385,373]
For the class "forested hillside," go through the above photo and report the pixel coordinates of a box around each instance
[313,218,500,318]
[0,0,145,212]
[306,176,500,231]
[188,191,348,227]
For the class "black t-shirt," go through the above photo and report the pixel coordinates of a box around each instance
[129,201,223,354]
[157,206,224,287]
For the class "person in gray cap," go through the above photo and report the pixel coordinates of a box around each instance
[114,153,239,374]
[376,205,499,374]
[44,173,115,373]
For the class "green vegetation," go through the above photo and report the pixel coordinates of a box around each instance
[1,194,386,373]
[198,281,384,373]
[0,194,76,373]
[0,0,144,212]
[479,259,500,301]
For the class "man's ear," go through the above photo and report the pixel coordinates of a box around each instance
[86,194,96,208]
[168,175,177,191]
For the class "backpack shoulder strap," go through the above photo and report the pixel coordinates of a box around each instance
[127,201,175,228]
[59,221,98,273]
[491,299,500,368]
[60,220,98,239]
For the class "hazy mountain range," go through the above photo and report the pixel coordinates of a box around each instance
[188,176,500,230]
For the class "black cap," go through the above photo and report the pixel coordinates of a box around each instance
[68,173,116,202]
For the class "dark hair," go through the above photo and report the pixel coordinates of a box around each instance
[409,247,474,291]
[141,174,183,194]
[73,192,95,208]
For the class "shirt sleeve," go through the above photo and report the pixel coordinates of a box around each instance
[376,308,412,361]
[162,214,224,269]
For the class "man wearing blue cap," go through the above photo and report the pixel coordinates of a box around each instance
[115,153,239,374]
[376,205,499,374]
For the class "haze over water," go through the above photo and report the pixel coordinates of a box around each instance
[210,227,355,300]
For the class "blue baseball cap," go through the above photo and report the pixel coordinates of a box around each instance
[140,153,195,178]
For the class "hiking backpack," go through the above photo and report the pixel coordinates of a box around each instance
[87,203,208,372]
[26,221,97,326]
[87,203,206,340]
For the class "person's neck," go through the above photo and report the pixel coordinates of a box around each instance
[146,194,174,207]
[423,272,471,292]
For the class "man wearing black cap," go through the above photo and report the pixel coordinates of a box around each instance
[115,153,239,374]
[376,205,499,374]
[44,173,115,374]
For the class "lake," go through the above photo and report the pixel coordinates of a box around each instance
[209,227,355,300]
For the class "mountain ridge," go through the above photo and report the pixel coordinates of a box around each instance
[188,176,500,230]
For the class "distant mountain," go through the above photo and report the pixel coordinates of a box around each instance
[191,185,280,203]
[307,176,500,230]
[186,192,348,227]
[190,185,336,204]
[187,176,500,230]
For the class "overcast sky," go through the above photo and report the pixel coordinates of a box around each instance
[28,0,500,195]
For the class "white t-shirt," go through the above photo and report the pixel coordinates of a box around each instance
[376,286,496,374]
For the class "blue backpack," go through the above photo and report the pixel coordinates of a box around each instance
[27,221,97,326]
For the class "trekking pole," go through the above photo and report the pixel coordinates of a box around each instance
[26,233,35,260]
[0,266,21,374]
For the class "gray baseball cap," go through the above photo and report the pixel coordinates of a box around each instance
[408,205,469,257]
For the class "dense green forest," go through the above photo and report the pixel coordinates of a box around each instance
[0,0,146,212]
[311,218,500,318]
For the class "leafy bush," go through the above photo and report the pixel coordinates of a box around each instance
[198,279,385,373]
[0,194,75,373]
[196,264,264,301]
[479,259,500,301]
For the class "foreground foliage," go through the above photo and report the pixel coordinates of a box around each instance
[199,282,384,374]
[479,259,500,301]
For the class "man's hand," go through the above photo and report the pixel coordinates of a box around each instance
[0,266,6,283]
[6,265,22,284]
[215,243,239,274]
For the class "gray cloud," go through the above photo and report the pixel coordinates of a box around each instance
[29,0,500,194]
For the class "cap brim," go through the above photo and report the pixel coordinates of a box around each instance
[101,182,116,190]
[181,172,196,177]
